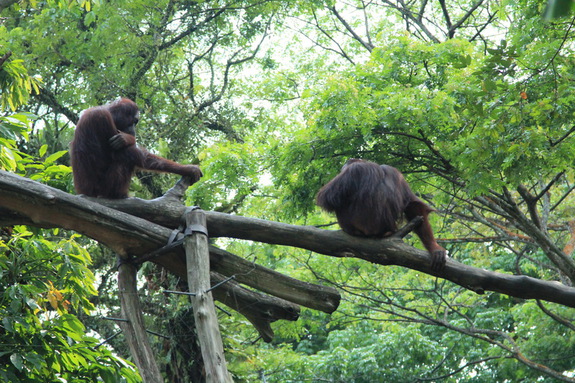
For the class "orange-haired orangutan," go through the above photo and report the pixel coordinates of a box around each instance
[316,159,446,270]
[70,98,202,198]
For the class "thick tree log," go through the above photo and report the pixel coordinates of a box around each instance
[203,212,575,307]
[183,209,232,383]
[94,177,575,309]
[0,171,305,340]
[0,172,340,315]
[83,179,341,313]
[1,171,575,310]
[118,262,162,383]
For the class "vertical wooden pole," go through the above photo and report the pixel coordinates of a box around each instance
[118,262,162,383]
[184,208,233,383]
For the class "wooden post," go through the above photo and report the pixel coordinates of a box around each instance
[184,208,233,383]
[118,262,163,383]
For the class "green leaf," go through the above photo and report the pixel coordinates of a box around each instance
[10,353,24,371]
[39,144,47,157]
[44,150,67,164]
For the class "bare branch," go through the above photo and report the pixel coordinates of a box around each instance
[448,0,486,36]
[438,0,454,38]
[380,0,440,43]
[517,184,543,230]
[306,11,356,64]
[360,0,374,48]
[416,0,429,22]
[536,300,575,331]
[35,89,79,124]
[550,124,575,147]
[328,6,374,52]
[478,192,575,282]
[159,8,227,51]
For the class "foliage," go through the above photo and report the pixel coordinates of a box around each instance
[0,27,42,112]
[545,0,575,19]
[265,324,447,383]
[0,229,141,382]
[1,0,575,381]
[0,112,30,172]
[253,1,575,380]
[0,25,42,173]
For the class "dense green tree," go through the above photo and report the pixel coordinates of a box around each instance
[0,228,141,381]
[1,0,575,381]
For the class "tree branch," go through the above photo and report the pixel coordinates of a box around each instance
[481,192,575,282]
[0,51,12,68]
[380,0,440,43]
[1,171,575,309]
[35,89,79,124]
[328,6,374,52]
[438,0,454,38]
[0,171,324,341]
[448,0,486,36]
